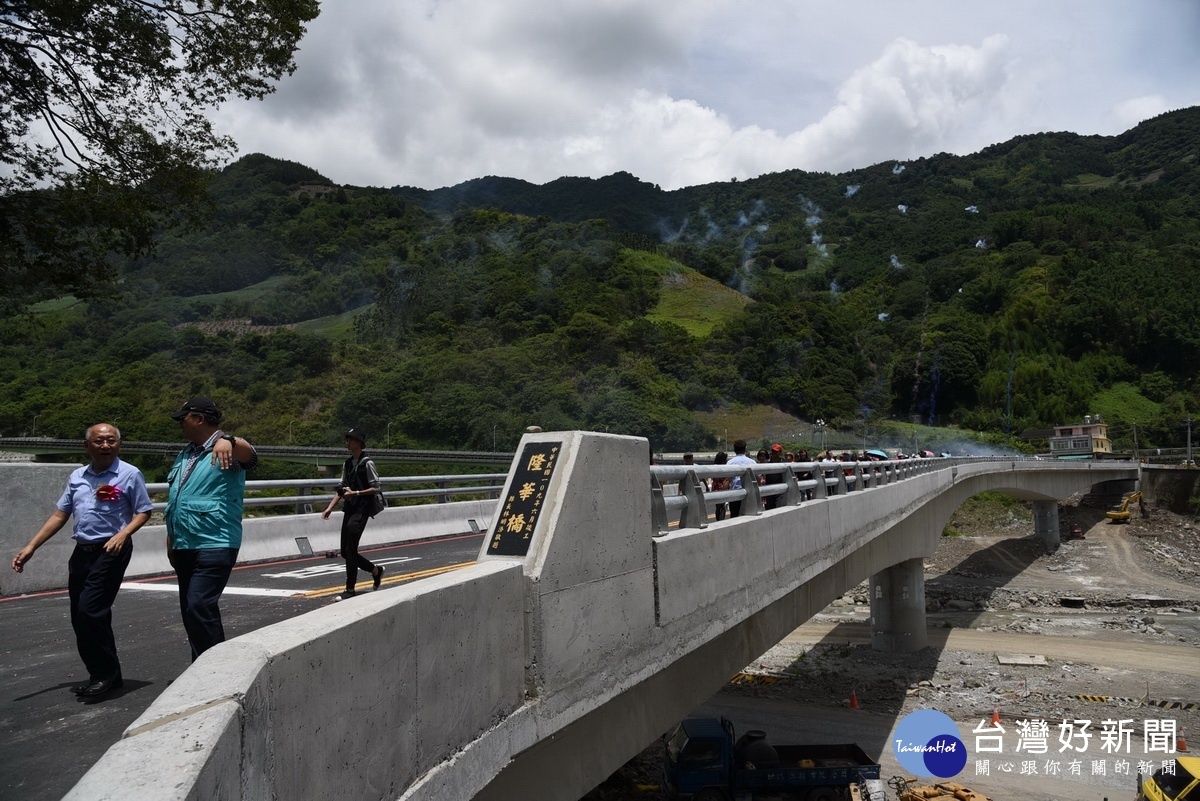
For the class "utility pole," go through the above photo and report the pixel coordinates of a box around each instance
[1004,350,1015,448]
[1132,421,1139,460]
[1188,416,1194,466]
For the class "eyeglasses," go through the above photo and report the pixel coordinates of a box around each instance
[89,436,120,445]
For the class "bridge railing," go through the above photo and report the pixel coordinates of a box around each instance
[649,456,1053,534]
[143,473,508,513]
[0,436,514,464]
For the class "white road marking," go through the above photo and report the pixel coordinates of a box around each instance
[121,583,307,597]
[121,556,425,596]
[261,556,419,580]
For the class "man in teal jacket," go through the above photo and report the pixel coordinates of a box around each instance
[165,397,257,661]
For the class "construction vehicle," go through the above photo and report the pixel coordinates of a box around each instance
[662,717,886,800]
[1106,491,1144,522]
[1137,755,1200,800]
[888,776,993,800]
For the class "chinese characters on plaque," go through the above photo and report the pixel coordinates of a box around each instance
[487,441,562,557]
[970,717,1185,782]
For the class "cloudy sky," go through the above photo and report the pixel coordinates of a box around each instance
[213,0,1200,191]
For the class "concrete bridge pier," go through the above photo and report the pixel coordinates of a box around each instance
[1033,499,1060,553]
[869,557,927,652]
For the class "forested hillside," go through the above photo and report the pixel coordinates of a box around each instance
[3,108,1198,455]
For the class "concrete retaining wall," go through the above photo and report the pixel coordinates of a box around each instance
[1,455,496,596]
[1141,465,1200,515]
[3,463,78,596]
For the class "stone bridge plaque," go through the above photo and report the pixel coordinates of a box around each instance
[487,440,562,556]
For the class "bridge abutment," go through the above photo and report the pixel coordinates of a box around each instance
[869,557,928,652]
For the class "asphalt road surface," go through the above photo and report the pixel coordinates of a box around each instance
[0,533,484,801]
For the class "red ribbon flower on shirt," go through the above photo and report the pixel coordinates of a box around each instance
[95,484,123,502]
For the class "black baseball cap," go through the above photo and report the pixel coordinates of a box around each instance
[345,428,367,444]
[170,396,222,422]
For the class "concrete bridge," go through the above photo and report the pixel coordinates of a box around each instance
[61,432,1138,801]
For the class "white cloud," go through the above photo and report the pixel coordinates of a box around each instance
[1111,95,1174,129]
[213,1,1200,190]
[782,35,1013,172]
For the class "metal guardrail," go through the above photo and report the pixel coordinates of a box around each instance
[651,457,940,533]
[648,455,1128,535]
[143,473,509,513]
[0,437,514,466]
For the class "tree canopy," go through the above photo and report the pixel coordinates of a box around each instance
[0,0,320,314]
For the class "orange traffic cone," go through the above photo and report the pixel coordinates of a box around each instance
[991,705,1002,728]
[849,689,861,710]
[1179,728,1189,752]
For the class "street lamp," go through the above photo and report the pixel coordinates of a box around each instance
[492,423,497,451]
[288,420,297,443]
[31,413,40,437]
[387,421,393,447]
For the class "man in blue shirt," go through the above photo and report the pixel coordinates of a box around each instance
[165,396,257,661]
[11,423,153,698]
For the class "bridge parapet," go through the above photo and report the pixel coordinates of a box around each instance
[65,562,525,801]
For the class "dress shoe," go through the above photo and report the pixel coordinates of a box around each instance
[78,676,123,698]
[71,683,90,695]
[373,565,385,590]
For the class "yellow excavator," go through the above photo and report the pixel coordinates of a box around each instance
[888,776,994,801]
[1137,755,1199,800]
[1106,491,1144,523]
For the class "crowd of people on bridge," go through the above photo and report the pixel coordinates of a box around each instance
[667,439,946,519]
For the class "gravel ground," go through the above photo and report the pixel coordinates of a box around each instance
[581,494,1200,801]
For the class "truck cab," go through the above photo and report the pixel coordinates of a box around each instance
[662,717,883,801]
[663,717,736,799]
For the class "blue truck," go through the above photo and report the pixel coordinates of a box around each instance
[662,717,886,801]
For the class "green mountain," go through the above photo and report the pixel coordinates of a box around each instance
[3,108,1198,457]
